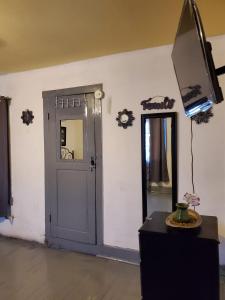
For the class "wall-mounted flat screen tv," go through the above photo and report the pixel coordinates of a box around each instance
[172,0,224,118]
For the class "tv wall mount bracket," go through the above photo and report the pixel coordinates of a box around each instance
[216,66,225,77]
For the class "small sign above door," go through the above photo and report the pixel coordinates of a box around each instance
[141,96,175,110]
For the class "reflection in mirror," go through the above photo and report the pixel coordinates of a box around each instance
[60,120,84,160]
[141,113,177,220]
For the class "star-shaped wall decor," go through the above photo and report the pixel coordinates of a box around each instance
[21,109,34,126]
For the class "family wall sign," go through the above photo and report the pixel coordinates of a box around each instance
[140,96,175,110]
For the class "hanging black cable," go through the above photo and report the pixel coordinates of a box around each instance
[191,118,195,194]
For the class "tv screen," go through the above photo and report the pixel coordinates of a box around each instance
[172,0,223,118]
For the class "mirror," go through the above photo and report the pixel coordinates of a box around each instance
[60,119,84,160]
[141,113,177,221]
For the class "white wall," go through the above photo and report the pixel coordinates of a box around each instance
[0,34,225,261]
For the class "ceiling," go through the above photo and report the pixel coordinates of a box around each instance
[0,0,225,73]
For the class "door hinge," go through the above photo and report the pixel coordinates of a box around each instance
[47,113,50,120]
[49,214,51,223]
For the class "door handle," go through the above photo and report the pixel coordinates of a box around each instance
[90,156,96,171]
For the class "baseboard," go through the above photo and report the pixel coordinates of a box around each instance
[46,236,101,256]
[46,236,140,264]
[0,233,139,265]
[98,245,140,264]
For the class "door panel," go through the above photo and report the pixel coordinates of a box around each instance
[45,92,96,245]
[57,170,88,232]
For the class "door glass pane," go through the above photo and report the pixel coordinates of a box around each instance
[60,120,84,160]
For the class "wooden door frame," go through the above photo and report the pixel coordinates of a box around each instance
[43,84,103,253]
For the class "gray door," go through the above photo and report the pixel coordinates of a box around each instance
[44,91,97,245]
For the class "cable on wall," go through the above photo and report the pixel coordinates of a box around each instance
[191,118,195,194]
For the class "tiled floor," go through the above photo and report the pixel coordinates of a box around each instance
[0,235,224,300]
[0,236,140,300]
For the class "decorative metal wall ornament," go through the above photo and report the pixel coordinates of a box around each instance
[141,96,175,110]
[21,109,34,125]
[116,109,135,129]
[192,108,213,124]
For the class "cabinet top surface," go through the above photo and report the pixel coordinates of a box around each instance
[139,211,219,242]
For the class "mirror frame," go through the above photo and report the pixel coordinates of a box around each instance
[141,112,178,222]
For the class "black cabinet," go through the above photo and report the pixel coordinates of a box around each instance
[139,211,220,300]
